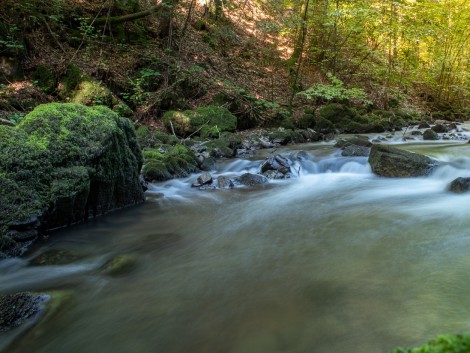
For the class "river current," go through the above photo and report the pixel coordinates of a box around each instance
[3,132,470,353]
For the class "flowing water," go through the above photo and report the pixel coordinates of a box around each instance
[3,133,470,353]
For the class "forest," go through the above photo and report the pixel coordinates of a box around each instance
[1,1,470,353]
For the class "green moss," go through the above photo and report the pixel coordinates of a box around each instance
[142,144,199,181]
[314,116,335,133]
[163,105,237,138]
[1,103,144,257]
[153,131,179,146]
[391,335,470,353]
[136,126,150,148]
[318,103,356,125]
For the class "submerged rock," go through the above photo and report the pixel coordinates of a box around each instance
[368,144,438,177]
[101,254,138,276]
[448,177,470,193]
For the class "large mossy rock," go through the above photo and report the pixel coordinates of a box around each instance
[0,103,144,257]
[163,105,237,138]
[368,144,438,177]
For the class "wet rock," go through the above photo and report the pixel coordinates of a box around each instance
[139,175,148,192]
[217,176,234,189]
[197,172,213,186]
[0,292,48,332]
[192,172,213,188]
[368,144,438,177]
[260,155,291,177]
[237,173,269,186]
[200,156,216,171]
[423,129,439,140]
[411,130,423,136]
[418,122,431,129]
[431,124,448,133]
[448,177,470,193]
[8,217,40,230]
[301,129,323,142]
[341,145,370,157]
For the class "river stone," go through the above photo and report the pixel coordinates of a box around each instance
[238,173,269,186]
[341,145,370,157]
[411,130,423,136]
[260,155,291,176]
[431,124,448,133]
[418,122,431,129]
[217,176,234,189]
[368,144,438,177]
[197,172,213,186]
[423,129,439,140]
[0,292,48,332]
[448,177,470,193]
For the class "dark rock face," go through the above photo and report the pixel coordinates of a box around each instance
[423,129,439,140]
[0,292,48,332]
[368,144,438,177]
[237,173,269,186]
[0,103,144,258]
[448,177,470,193]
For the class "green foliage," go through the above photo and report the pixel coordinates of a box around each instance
[298,73,371,105]
[391,335,470,353]
[32,65,56,93]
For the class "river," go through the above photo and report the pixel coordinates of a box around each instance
[2,133,470,353]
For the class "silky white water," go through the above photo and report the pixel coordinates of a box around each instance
[3,139,470,353]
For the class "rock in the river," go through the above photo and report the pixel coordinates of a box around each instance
[237,173,269,186]
[368,144,438,177]
[341,145,370,157]
[0,292,48,332]
[197,172,213,186]
[260,155,292,178]
[418,122,431,129]
[448,177,470,193]
[0,103,144,258]
[431,124,448,133]
[423,129,439,140]
[217,176,234,189]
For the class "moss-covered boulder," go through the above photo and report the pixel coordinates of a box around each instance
[0,103,144,257]
[368,144,439,178]
[142,145,199,182]
[163,105,237,138]
[391,335,470,353]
